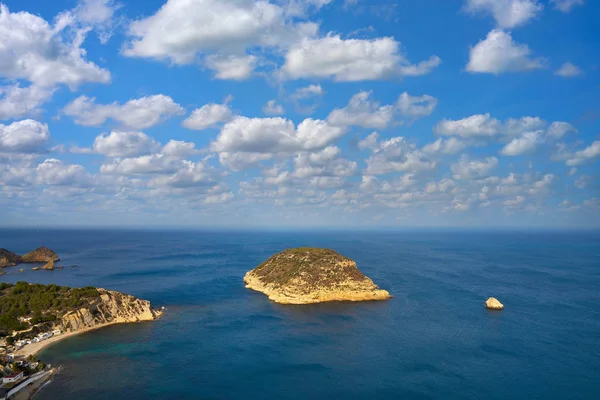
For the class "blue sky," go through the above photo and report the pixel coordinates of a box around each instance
[0,0,598,228]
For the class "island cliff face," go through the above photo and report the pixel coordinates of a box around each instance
[60,289,162,332]
[244,248,391,304]
[0,249,21,267]
[21,247,60,263]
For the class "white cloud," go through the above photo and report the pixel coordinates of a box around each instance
[205,54,258,80]
[566,141,600,166]
[182,103,234,131]
[435,113,501,138]
[35,158,90,186]
[551,0,584,13]
[263,100,285,115]
[574,175,591,189]
[555,62,583,77]
[397,92,438,118]
[451,155,498,180]
[436,114,575,142]
[63,95,184,129]
[218,152,273,171]
[148,160,216,188]
[362,133,436,175]
[100,154,181,175]
[0,4,110,88]
[293,84,324,99]
[212,116,345,153]
[74,0,121,44]
[464,0,543,28]
[161,140,198,157]
[123,0,317,65]
[327,91,396,129]
[467,30,545,74]
[93,131,160,158]
[504,195,525,207]
[293,146,357,178]
[500,131,540,155]
[546,122,577,139]
[422,138,467,155]
[281,35,441,81]
[0,85,54,120]
[0,119,49,153]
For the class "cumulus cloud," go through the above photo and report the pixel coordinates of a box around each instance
[361,133,435,175]
[500,131,541,155]
[467,30,545,74]
[263,100,285,115]
[122,0,318,76]
[435,114,575,145]
[63,95,184,129]
[566,141,600,166]
[464,0,543,28]
[555,62,583,77]
[211,116,345,153]
[281,35,441,81]
[100,154,182,175]
[327,92,396,129]
[218,152,273,171]
[451,155,498,180]
[0,85,54,120]
[204,54,258,80]
[293,84,324,99]
[422,138,467,155]
[551,0,584,12]
[397,92,438,118]
[35,158,90,186]
[0,4,110,88]
[0,119,50,153]
[74,0,121,44]
[93,131,160,158]
[161,140,198,158]
[182,103,234,131]
[292,146,357,178]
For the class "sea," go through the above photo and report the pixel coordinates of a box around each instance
[0,229,599,400]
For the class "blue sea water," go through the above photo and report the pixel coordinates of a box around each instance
[1,229,599,399]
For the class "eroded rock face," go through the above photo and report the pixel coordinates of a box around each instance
[0,249,22,267]
[244,248,391,304]
[42,260,55,270]
[21,247,60,263]
[60,289,162,332]
[486,297,504,310]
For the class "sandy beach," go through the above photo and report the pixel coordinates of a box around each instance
[14,322,125,359]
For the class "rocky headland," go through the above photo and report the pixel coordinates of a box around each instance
[0,282,163,358]
[244,247,391,304]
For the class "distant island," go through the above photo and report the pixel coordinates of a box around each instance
[244,248,391,304]
[0,282,162,398]
[0,247,60,270]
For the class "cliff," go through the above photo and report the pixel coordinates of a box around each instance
[244,248,391,304]
[21,247,60,263]
[60,289,162,332]
[0,249,21,267]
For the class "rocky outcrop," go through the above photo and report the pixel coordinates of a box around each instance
[41,260,55,270]
[0,249,22,267]
[60,289,163,332]
[244,248,391,304]
[21,247,60,263]
[486,297,504,310]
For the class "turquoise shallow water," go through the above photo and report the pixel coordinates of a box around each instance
[1,229,599,399]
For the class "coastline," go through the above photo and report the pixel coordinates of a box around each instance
[14,320,155,359]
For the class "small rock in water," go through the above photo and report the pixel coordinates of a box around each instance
[18,268,24,273]
[486,297,504,310]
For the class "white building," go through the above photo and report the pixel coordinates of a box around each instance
[2,371,23,384]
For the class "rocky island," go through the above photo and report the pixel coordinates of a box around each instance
[0,246,60,271]
[244,248,391,304]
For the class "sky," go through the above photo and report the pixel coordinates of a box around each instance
[0,0,599,229]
